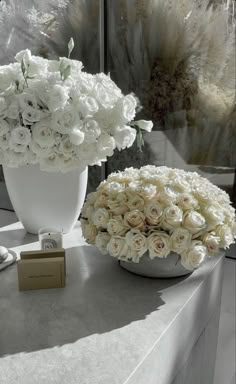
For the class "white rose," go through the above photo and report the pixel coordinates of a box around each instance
[79,96,99,118]
[107,236,128,258]
[4,149,28,166]
[30,80,49,107]
[170,228,192,254]
[171,177,191,193]
[32,120,55,148]
[147,232,171,258]
[162,205,183,230]
[113,125,136,150]
[107,193,129,215]
[60,156,82,173]
[119,167,138,181]
[0,69,14,95]
[28,147,39,163]
[144,201,163,225]
[203,203,225,227]
[9,139,27,153]
[0,97,7,115]
[176,193,198,210]
[94,194,108,209]
[223,205,236,225]
[193,185,212,205]
[181,241,207,270]
[93,83,115,108]
[69,127,85,145]
[0,120,10,136]
[83,120,101,144]
[0,64,19,96]
[52,107,79,134]
[107,216,128,236]
[4,98,20,119]
[215,225,234,248]
[86,192,98,204]
[0,133,10,150]
[116,94,137,123]
[30,141,51,158]
[81,201,94,220]
[39,151,61,172]
[139,183,157,200]
[15,49,32,66]
[105,181,125,194]
[59,57,83,73]
[95,232,111,255]
[24,148,38,164]
[96,134,116,157]
[135,120,153,132]
[77,142,97,164]
[182,210,206,234]
[22,108,41,125]
[10,126,31,145]
[18,92,38,110]
[94,73,122,104]
[76,75,95,95]
[126,182,142,193]
[159,185,180,204]
[231,222,236,238]
[27,56,48,77]
[59,136,77,156]
[93,208,110,228]
[125,229,147,256]
[48,84,69,112]
[124,210,145,231]
[202,233,220,255]
[81,219,97,244]
[127,194,145,211]
[217,192,231,205]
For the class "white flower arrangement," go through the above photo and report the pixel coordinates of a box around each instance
[81,166,236,271]
[0,40,152,173]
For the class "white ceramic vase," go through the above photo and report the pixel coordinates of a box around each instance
[3,164,88,234]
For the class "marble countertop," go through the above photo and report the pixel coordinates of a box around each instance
[0,211,224,384]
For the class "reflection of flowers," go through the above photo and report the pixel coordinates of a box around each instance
[103,0,235,168]
[146,60,198,125]
[81,165,236,270]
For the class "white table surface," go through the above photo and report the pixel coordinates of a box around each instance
[0,211,224,384]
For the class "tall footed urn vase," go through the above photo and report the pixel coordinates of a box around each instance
[3,165,88,234]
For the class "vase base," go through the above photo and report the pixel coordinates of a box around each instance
[119,253,192,278]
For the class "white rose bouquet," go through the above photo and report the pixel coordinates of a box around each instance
[0,39,153,172]
[81,166,236,271]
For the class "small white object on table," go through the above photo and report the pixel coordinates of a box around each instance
[0,245,8,263]
[0,210,224,384]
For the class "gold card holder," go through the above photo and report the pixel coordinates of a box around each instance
[17,249,66,291]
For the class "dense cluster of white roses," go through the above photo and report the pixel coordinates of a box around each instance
[81,166,236,271]
[0,48,152,172]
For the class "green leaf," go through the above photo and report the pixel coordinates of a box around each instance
[59,60,65,78]
[21,59,26,75]
[136,129,144,152]
[62,65,71,81]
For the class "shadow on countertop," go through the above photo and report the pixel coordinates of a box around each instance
[0,245,189,357]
